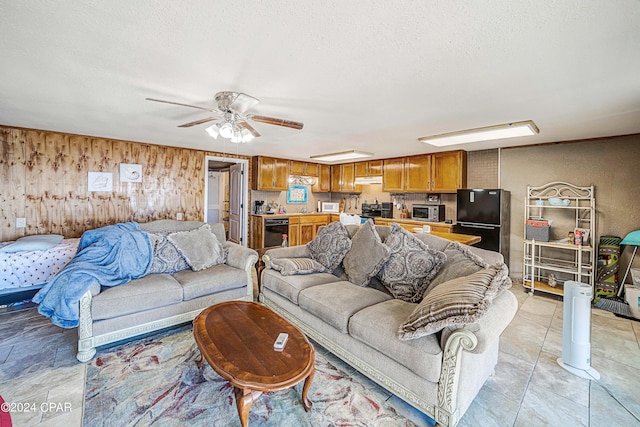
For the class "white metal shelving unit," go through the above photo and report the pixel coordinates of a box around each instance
[523,182,595,297]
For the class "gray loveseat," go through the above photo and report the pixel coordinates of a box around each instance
[76,220,258,362]
[259,223,517,427]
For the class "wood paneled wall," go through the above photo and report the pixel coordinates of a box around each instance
[0,126,251,241]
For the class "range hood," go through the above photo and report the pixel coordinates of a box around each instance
[354,176,383,185]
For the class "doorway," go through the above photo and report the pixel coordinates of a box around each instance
[204,156,249,246]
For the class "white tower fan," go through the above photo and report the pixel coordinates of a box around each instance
[557,281,600,379]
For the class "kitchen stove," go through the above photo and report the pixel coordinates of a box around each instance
[361,202,393,219]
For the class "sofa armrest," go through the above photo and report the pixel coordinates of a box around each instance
[440,289,518,354]
[223,242,259,272]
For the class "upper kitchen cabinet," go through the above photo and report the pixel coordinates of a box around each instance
[312,164,331,192]
[382,158,405,192]
[354,160,383,177]
[431,150,467,192]
[251,156,289,191]
[290,160,319,177]
[382,150,467,193]
[331,163,361,193]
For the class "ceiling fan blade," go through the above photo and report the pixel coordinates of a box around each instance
[178,117,218,128]
[146,97,213,111]
[237,121,261,137]
[229,93,260,113]
[250,115,304,130]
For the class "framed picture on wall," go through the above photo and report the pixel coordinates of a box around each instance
[287,185,308,204]
[120,163,142,182]
[88,172,113,192]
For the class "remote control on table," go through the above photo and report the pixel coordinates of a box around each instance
[274,333,288,351]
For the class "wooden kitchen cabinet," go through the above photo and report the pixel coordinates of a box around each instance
[250,215,264,249]
[298,214,330,245]
[252,156,289,191]
[431,150,467,192]
[331,163,361,193]
[382,158,405,192]
[288,216,300,246]
[404,154,432,192]
[382,151,466,193]
[354,160,383,177]
[290,160,319,177]
[312,164,331,192]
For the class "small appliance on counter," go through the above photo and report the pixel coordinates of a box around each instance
[361,202,393,219]
[254,200,265,214]
[411,204,445,222]
[321,202,340,213]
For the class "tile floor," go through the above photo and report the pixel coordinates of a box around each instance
[0,283,639,426]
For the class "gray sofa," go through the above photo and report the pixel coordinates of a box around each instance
[259,224,518,427]
[76,220,258,362]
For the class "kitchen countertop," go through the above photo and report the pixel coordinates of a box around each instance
[251,212,334,218]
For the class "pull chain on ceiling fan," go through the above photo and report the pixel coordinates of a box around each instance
[146,91,303,143]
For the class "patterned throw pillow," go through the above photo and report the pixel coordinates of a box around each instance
[168,224,226,272]
[342,219,391,287]
[270,258,328,276]
[147,232,190,274]
[307,221,352,272]
[398,263,509,340]
[377,223,446,302]
[424,241,489,295]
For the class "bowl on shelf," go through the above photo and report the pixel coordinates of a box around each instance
[548,197,570,206]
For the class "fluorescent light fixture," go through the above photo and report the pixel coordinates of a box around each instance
[418,120,539,147]
[310,150,373,162]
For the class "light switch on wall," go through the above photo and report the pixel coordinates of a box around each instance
[176,212,183,221]
[16,218,26,228]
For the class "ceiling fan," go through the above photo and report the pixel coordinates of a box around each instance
[146,91,304,143]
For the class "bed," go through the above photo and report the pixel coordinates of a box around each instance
[0,238,79,304]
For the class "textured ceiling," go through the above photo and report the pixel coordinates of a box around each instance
[1,1,639,162]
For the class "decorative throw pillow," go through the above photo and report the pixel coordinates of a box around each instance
[307,221,352,272]
[270,258,328,276]
[377,223,446,302]
[0,234,64,253]
[167,224,226,272]
[398,263,509,340]
[424,241,489,295]
[342,219,391,287]
[147,232,190,274]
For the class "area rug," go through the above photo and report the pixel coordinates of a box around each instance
[83,325,425,426]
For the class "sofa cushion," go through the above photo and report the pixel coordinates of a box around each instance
[349,299,443,382]
[342,220,391,287]
[377,223,446,302]
[168,224,226,271]
[270,257,328,275]
[173,263,246,301]
[398,263,509,340]
[299,281,392,333]
[425,241,489,294]
[91,273,183,320]
[147,232,190,274]
[262,269,341,304]
[307,221,352,272]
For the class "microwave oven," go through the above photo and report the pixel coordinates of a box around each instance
[412,204,445,222]
[321,202,340,213]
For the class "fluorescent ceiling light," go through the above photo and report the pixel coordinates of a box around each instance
[310,150,373,162]
[418,120,539,146]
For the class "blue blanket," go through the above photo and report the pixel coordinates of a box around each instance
[33,222,152,328]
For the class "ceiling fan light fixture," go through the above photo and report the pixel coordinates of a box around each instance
[205,123,220,138]
[310,150,374,162]
[219,122,234,139]
[240,128,253,143]
[418,120,539,146]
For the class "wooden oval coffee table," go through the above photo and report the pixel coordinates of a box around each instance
[193,301,315,427]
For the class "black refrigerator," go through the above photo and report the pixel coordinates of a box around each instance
[453,189,511,265]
